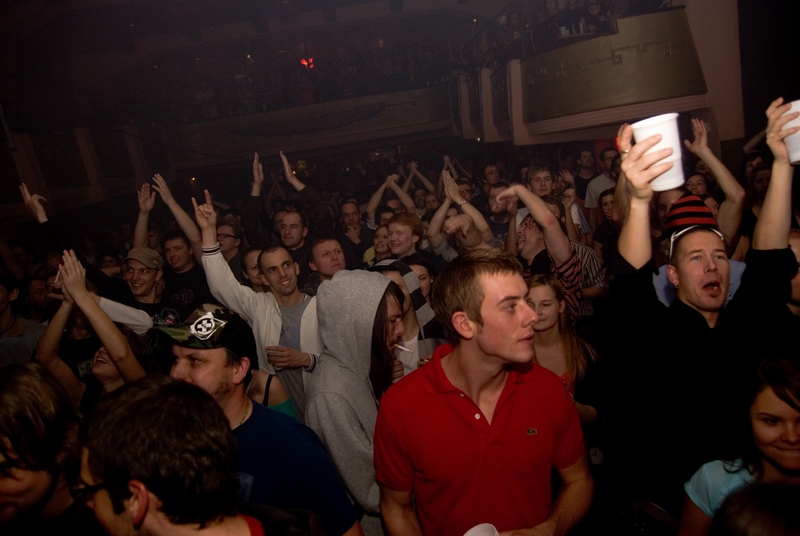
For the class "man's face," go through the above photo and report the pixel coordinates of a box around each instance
[78,449,133,536]
[260,249,298,296]
[517,215,543,251]
[484,165,500,185]
[388,223,418,257]
[123,259,162,299]
[385,199,402,213]
[170,346,236,402]
[377,211,395,227]
[413,189,428,210]
[310,240,344,280]
[340,203,361,230]
[600,150,617,174]
[146,230,162,250]
[457,183,474,202]
[754,169,771,198]
[578,150,594,169]
[667,230,730,314]
[0,449,55,526]
[528,170,554,197]
[280,213,307,249]
[472,273,537,364]
[216,225,241,256]
[164,238,193,273]
[657,189,684,228]
[26,280,48,310]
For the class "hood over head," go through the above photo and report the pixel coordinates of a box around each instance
[316,270,390,378]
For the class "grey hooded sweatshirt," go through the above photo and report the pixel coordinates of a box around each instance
[305,270,390,536]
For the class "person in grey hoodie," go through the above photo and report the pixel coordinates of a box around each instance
[305,270,405,536]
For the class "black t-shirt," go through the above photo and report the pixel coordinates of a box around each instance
[59,334,103,387]
[162,263,216,318]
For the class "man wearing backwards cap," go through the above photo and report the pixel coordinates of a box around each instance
[600,125,774,516]
[157,304,364,536]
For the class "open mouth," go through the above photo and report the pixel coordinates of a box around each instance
[703,281,721,293]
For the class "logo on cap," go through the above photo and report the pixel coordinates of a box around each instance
[190,312,217,340]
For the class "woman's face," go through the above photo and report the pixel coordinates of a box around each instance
[384,294,405,348]
[374,227,389,255]
[410,264,432,301]
[91,347,120,381]
[686,174,708,196]
[751,387,800,474]
[99,255,119,269]
[526,285,564,333]
[0,448,55,525]
[704,197,720,219]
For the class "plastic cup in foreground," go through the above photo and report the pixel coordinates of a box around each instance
[784,100,800,166]
[464,523,499,536]
[631,112,685,192]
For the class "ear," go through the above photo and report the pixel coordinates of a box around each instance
[451,311,475,341]
[126,480,150,528]
[526,183,533,192]
[309,259,317,272]
[558,300,566,314]
[232,357,250,385]
[293,262,300,276]
[302,227,309,238]
[667,264,679,288]
[8,288,19,302]
[155,270,163,282]
[412,234,419,245]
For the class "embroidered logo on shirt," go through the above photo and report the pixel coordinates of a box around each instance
[527,427,538,435]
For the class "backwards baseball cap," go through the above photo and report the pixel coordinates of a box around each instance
[123,247,164,270]
[154,304,258,364]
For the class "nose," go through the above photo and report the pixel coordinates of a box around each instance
[783,424,800,444]
[395,321,405,341]
[170,360,187,381]
[524,302,539,325]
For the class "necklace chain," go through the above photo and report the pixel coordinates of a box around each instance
[232,398,251,430]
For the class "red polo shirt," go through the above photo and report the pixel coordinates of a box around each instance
[374,344,585,536]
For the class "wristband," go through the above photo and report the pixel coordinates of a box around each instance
[202,243,221,256]
[458,200,467,207]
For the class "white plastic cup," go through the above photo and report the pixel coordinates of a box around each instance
[784,100,800,165]
[464,523,500,536]
[630,112,685,191]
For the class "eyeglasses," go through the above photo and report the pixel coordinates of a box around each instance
[70,481,110,503]
[668,225,724,259]
[217,233,238,240]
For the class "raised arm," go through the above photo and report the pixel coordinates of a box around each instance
[35,285,85,407]
[452,157,473,179]
[753,98,800,250]
[497,184,572,265]
[280,150,306,192]
[386,175,416,213]
[683,118,745,244]
[20,183,49,224]
[562,188,580,242]
[366,176,394,222]
[60,250,145,384]
[133,183,156,249]
[617,126,674,268]
[409,161,437,194]
[426,195,452,248]
[151,173,203,263]
[443,170,493,244]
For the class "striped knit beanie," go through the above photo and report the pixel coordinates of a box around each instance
[664,192,719,237]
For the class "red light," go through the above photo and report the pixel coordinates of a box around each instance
[300,58,315,69]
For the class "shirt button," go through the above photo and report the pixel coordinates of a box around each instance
[460,393,465,398]
[474,413,480,420]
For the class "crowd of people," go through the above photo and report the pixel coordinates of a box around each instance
[1,97,799,536]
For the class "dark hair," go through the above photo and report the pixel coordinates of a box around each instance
[310,235,342,252]
[540,195,569,235]
[81,377,239,527]
[0,363,81,485]
[403,253,438,277]
[376,205,396,219]
[163,231,191,248]
[369,282,404,401]
[709,482,800,536]
[526,161,554,183]
[599,188,616,202]
[488,181,510,193]
[282,210,308,229]
[729,357,800,480]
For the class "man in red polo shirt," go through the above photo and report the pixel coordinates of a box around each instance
[374,248,593,536]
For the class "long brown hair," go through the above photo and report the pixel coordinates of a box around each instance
[527,274,598,382]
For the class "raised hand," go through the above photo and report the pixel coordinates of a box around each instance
[391,358,404,381]
[617,125,673,203]
[562,188,576,212]
[252,153,265,187]
[138,183,156,214]
[765,97,800,165]
[59,250,88,300]
[19,183,48,223]
[442,170,462,204]
[151,173,175,205]
[386,173,400,185]
[191,189,217,231]
[558,169,575,188]
[493,185,521,208]
[279,151,292,181]
[443,214,473,237]
[683,118,710,156]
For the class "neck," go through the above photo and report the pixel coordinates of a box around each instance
[175,262,194,274]
[521,243,545,263]
[788,302,800,316]
[275,290,304,307]
[761,458,800,485]
[222,248,237,262]
[490,213,510,224]
[577,167,594,178]
[219,390,251,430]
[376,251,392,261]
[289,241,305,251]
[0,308,18,335]
[441,343,508,403]
[147,513,250,536]
[135,292,158,304]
